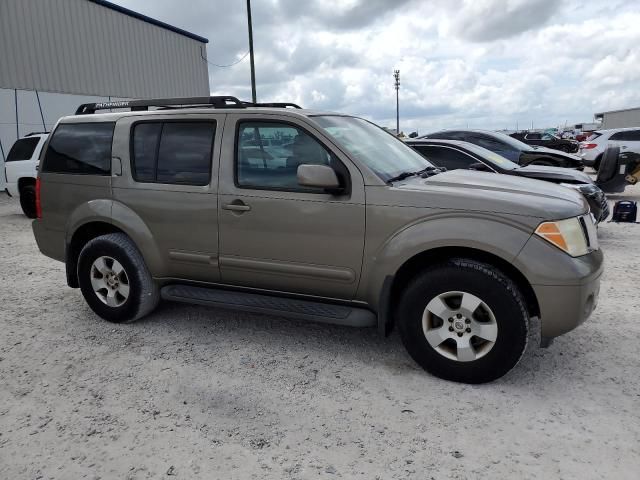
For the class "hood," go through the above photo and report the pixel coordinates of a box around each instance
[390,169,587,220]
[515,165,594,184]
[526,146,582,161]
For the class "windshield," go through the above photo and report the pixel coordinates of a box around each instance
[313,115,433,182]
[462,143,520,170]
[490,131,533,151]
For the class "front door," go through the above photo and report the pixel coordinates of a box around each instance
[217,114,366,299]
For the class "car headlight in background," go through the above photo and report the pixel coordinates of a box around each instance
[535,216,597,257]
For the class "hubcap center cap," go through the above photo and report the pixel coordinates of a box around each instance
[453,318,466,332]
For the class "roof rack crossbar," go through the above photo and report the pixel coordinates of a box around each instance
[75,96,302,115]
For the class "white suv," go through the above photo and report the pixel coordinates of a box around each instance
[4,132,48,218]
[578,127,640,169]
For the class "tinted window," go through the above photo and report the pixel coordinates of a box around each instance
[425,131,466,141]
[236,122,335,191]
[6,137,40,162]
[415,145,479,170]
[525,133,542,140]
[132,123,161,182]
[610,130,640,141]
[131,122,215,186]
[470,135,514,152]
[42,123,114,175]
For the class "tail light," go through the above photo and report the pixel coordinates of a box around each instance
[581,143,597,150]
[35,177,42,219]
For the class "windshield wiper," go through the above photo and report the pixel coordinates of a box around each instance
[387,166,443,184]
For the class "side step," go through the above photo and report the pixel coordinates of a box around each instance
[160,285,377,328]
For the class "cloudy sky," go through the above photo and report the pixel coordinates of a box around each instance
[116,0,640,133]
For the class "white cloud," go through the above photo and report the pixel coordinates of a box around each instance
[116,0,640,132]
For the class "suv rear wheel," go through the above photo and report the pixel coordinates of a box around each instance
[19,183,37,218]
[77,233,159,323]
[397,258,529,383]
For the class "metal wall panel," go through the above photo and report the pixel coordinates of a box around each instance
[0,0,209,98]
[601,110,640,129]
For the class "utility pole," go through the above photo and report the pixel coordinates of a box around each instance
[246,0,257,103]
[394,70,400,135]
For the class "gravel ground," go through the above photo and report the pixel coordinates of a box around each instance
[1,187,639,480]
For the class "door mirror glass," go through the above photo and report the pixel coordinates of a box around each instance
[297,164,340,190]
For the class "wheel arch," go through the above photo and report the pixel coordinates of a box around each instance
[381,246,540,335]
[66,221,126,288]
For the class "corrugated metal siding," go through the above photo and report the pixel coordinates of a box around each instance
[0,0,209,98]
[602,109,640,129]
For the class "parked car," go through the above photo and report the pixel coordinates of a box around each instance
[578,127,640,170]
[32,96,602,384]
[421,129,584,169]
[510,131,579,153]
[407,139,609,222]
[4,132,48,217]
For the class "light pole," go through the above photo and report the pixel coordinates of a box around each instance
[394,70,400,135]
[246,0,257,103]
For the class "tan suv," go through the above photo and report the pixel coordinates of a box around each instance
[32,96,603,383]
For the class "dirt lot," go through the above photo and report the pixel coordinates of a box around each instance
[1,187,639,480]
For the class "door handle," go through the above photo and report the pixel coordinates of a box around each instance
[223,201,251,212]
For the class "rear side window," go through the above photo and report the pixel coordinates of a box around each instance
[42,123,114,175]
[610,130,640,141]
[131,122,215,186]
[6,137,40,162]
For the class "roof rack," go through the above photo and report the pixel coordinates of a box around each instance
[75,96,302,115]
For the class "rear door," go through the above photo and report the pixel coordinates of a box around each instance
[111,114,223,282]
[217,113,366,299]
[609,129,640,154]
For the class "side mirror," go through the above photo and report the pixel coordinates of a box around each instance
[469,162,491,172]
[297,164,341,191]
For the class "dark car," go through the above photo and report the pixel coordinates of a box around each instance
[510,131,579,153]
[420,129,584,170]
[407,139,609,222]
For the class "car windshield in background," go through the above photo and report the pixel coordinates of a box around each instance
[313,115,433,182]
[462,143,520,170]
[491,131,533,151]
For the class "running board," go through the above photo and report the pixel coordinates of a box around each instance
[160,285,376,328]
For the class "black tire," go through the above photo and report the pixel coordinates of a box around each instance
[593,154,602,171]
[397,258,529,384]
[77,233,159,323]
[19,184,37,218]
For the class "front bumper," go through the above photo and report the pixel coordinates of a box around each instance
[533,272,601,338]
[514,235,604,339]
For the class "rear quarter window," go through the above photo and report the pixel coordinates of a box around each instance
[6,137,40,162]
[42,123,115,175]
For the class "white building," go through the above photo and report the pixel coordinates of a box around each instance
[1,0,210,188]
[594,107,640,130]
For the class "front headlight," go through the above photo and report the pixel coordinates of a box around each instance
[534,217,591,257]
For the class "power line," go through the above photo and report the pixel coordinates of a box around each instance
[200,46,250,68]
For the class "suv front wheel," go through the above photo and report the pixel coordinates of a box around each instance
[397,258,529,383]
[77,233,159,323]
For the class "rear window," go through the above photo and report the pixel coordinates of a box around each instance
[42,123,114,175]
[131,121,215,186]
[6,137,40,162]
[586,132,602,141]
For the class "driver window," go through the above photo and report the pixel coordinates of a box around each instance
[236,122,334,191]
